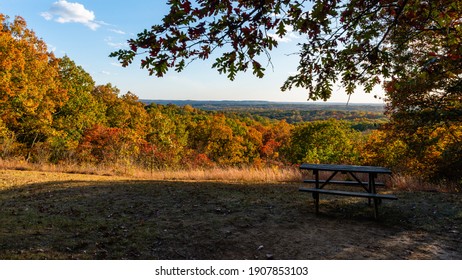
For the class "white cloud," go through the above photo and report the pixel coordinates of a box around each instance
[41,0,101,30]
[41,12,53,21]
[107,41,127,48]
[109,29,126,35]
[105,37,127,49]
[269,25,300,43]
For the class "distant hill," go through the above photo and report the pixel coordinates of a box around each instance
[141,99,385,112]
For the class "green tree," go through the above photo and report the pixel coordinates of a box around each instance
[50,56,106,161]
[284,119,361,164]
[54,56,104,136]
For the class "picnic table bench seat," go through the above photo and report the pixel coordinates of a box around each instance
[299,187,398,200]
[303,179,386,187]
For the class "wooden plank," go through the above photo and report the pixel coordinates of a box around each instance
[298,187,398,200]
[300,163,392,174]
[303,180,385,186]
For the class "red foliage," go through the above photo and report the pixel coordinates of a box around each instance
[260,139,280,159]
[77,125,124,163]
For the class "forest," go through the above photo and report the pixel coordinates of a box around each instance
[145,100,387,125]
[0,14,461,186]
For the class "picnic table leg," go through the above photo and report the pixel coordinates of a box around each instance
[367,174,372,206]
[369,173,379,219]
[373,198,379,219]
[314,170,320,214]
[314,193,319,214]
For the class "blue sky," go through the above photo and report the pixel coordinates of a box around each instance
[1,0,385,103]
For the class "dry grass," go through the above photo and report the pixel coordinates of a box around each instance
[132,166,303,182]
[0,169,128,192]
[391,175,460,193]
[0,159,302,183]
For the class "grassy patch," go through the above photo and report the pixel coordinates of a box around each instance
[0,169,461,259]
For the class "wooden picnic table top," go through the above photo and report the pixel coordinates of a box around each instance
[299,163,392,174]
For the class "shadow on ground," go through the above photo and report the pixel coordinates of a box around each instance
[1,180,461,259]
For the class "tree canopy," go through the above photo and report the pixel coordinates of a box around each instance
[110,0,462,101]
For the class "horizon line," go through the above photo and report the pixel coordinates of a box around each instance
[139,99,386,105]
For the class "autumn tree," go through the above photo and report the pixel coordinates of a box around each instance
[77,125,126,164]
[383,0,461,129]
[119,91,150,137]
[90,85,150,140]
[144,104,189,168]
[380,0,462,180]
[259,120,292,162]
[0,14,66,160]
[91,83,121,127]
[360,129,408,170]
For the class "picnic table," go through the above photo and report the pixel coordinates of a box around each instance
[299,163,397,219]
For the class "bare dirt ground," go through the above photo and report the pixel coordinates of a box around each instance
[0,170,460,259]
